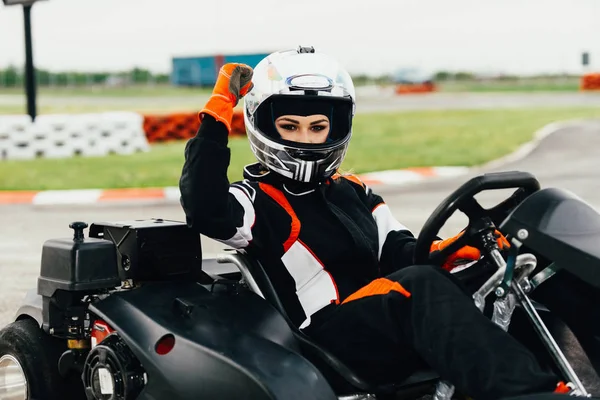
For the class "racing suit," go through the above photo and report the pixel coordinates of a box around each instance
[179,114,559,399]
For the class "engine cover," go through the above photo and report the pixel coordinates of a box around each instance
[88,219,203,283]
[38,227,120,298]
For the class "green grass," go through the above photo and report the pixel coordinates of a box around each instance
[0,103,205,115]
[1,107,598,191]
[438,78,581,93]
[345,107,599,170]
[0,85,213,97]
[0,86,213,116]
[0,76,583,100]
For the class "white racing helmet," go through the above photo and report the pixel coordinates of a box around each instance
[243,46,356,183]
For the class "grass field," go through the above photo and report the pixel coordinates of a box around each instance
[1,107,598,191]
[0,85,213,97]
[438,77,581,92]
[0,76,584,99]
[0,77,592,116]
[0,103,207,115]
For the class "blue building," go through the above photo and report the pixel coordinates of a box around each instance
[171,52,271,87]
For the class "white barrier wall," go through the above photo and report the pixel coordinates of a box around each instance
[0,112,150,161]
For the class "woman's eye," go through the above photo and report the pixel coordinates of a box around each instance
[281,124,296,131]
[311,125,327,132]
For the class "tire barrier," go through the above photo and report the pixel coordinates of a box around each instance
[0,112,150,161]
[394,82,437,95]
[142,113,199,143]
[141,111,246,143]
[581,73,600,91]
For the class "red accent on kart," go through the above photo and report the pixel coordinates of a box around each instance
[155,334,176,355]
[91,320,115,348]
[554,381,571,393]
[258,183,301,252]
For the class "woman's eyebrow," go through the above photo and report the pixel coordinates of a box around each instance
[310,119,328,125]
[279,117,300,124]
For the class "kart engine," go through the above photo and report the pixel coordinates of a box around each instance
[37,219,202,340]
[36,219,203,395]
[38,221,121,340]
[82,333,146,400]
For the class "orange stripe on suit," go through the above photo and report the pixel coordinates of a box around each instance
[342,278,411,304]
[258,182,301,252]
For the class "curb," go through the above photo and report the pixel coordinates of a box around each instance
[0,167,469,206]
[359,166,470,186]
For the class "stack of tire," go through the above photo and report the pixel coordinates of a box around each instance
[0,112,150,161]
[142,112,246,143]
[581,73,600,91]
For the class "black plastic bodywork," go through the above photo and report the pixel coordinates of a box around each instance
[501,187,600,288]
[37,230,122,337]
[14,288,43,326]
[88,219,203,282]
[89,281,338,400]
[38,236,120,297]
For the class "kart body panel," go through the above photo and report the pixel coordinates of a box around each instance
[14,288,43,326]
[87,281,337,400]
[501,187,600,288]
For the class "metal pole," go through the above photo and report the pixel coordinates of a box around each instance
[512,282,589,396]
[23,4,37,121]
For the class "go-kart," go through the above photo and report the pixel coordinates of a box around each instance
[1,171,599,400]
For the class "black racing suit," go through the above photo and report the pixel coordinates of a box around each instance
[179,115,559,399]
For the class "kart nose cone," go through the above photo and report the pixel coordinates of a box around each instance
[0,354,27,400]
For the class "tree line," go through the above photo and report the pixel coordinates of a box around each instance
[0,65,579,88]
[0,66,170,87]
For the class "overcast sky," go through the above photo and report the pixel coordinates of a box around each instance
[0,0,598,76]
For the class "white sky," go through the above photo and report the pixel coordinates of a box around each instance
[0,0,599,76]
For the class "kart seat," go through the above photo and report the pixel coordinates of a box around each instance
[216,250,439,398]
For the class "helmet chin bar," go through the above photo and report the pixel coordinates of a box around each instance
[247,125,349,184]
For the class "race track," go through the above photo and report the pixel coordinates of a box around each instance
[2,90,600,113]
[357,91,600,112]
[1,119,599,328]
[378,118,600,225]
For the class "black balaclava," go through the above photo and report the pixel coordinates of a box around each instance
[257,96,333,142]
[256,95,353,144]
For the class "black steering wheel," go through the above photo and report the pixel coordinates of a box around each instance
[413,171,541,267]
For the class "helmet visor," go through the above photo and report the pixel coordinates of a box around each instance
[256,95,353,149]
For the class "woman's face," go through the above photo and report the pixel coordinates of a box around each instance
[274,114,330,144]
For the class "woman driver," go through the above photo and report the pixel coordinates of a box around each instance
[179,47,568,398]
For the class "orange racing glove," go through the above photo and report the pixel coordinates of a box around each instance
[430,230,510,272]
[199,63,254,132]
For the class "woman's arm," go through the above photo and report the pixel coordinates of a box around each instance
[179,63,256,248]
[179,116,250,242]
